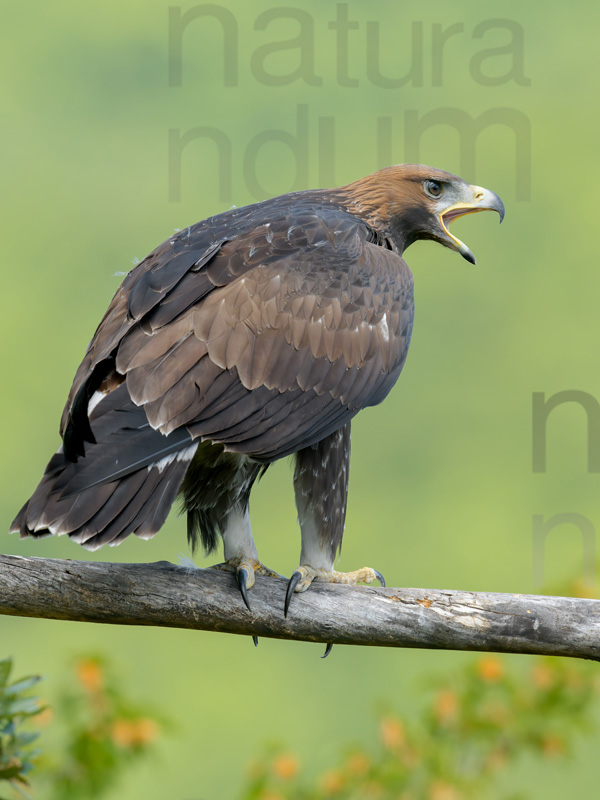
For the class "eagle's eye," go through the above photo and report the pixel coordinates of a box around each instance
[424,180,444,198]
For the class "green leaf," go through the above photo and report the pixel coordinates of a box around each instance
[4,698,41,716]
[5,677,41,697]
[0,721,15,737]
[0,758,23,779]
[12,733,40,747]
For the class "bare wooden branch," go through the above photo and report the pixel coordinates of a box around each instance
[1,554,599,661]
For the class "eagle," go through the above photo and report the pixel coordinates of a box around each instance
[11,164,504,617]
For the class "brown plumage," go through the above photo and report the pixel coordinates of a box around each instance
[11,164,503,609]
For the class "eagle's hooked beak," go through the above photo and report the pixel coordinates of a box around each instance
[438,185,505,265]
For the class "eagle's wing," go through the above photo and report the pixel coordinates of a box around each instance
[104,209,414,464]
[59,231,227,453]
[38,208,413,498]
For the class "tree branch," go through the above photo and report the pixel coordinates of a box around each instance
[1,554,598,661]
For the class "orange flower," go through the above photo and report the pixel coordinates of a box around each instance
[76,659,103,693]
[532,664,554,690]
[320,769,345,794]
[476,656,504,683]
[132,718,159,744]
[434,690,458,723]
[542,735,565,757]
[429,780,460,800]
[272,752,299,780]
[111,717,159,747]
[380,716,405,751]
[346,750,370,776]
[112,719,136,747]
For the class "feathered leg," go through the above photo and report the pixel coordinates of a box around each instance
[286,423,384,620]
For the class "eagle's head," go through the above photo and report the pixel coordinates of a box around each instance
[345,164,505,264]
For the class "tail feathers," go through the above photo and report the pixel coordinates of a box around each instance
[11,444,198,549]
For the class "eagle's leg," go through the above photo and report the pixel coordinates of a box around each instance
[211,508,283,611]
[285,424,385,617]
[183,447,280,610]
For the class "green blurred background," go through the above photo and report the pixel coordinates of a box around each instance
[2,0,600,796]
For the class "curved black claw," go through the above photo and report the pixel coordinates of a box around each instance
[252,636,259,647]
[284,571,303,617]
[321,643,334,659]
[374,570,386,588]
[237,568,252,611]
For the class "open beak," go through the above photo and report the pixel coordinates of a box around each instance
[439,185,505,264]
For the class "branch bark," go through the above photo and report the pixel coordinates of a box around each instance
[1,554,599,661]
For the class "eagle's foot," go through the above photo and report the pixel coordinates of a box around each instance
[284,565,385,616]
[211,557,283,611]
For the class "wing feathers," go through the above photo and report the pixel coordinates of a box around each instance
[109,226,413,459]
[126,333,207,405]
[26,204,414,546]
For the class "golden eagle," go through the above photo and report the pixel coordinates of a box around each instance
[11,164,504,616]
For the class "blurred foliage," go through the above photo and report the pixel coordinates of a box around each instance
[1,655,165,800]
[35,656,166,800]
[0,659,43,799]
[241,654,599,800]
[2,635,599,799]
